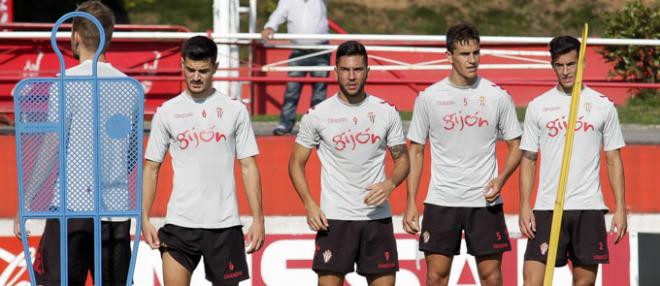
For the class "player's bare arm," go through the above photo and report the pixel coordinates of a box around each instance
[606,149,627,244]
[239,156,265,253]
[365,143,410,206]
[403,142,424,234]
[289,143,328,231]
[484,137,522,202]
[519,150,537,239]
[142,159,162,249]
[14,134,59,240]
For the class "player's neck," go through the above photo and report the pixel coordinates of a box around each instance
[187,88,216,100]
[556,84,583,94]
[448,71,477,87]
[338,91,367,105]
[78,48,107,63]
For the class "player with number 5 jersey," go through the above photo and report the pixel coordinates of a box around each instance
[404,23,523,286]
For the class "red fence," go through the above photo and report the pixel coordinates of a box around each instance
[0,26,653,123]
[0,135,657,217]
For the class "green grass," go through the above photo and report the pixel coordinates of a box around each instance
[251,114,284,122]
[616,91,660,125]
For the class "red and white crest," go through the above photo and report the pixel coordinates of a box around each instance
[422,231,430,243]
[540,242,549,255]
[323,250,333,263]
[216,107,224,118]
[384,251,390,261]
[368,111,375,124]
[228,260,234,271]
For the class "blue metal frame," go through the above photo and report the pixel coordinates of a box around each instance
[14,11,143,286]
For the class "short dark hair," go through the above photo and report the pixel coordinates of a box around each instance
[182,36,217,63]
[335,40,368,65]
[446,23,480,52]
[549,36,580,63]
[73,0,115,53]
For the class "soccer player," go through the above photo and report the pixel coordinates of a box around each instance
[289,40,410,286]
[141,36,265,286]
[519,35,627,286]
[403,23,523,286]
[13,1,133,285]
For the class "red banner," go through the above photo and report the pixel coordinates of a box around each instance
[1,136,659,217]
[0,234,632,285]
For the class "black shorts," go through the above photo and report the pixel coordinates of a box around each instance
[158,224,249,284]
[419,204,511,257]
[524,210,609,266]
[33,218,131,286]
[312,218,398,276]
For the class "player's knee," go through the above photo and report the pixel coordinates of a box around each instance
[426,270,449,286]
[573,276,596,286]
[479,270,502,286]
[523,273,543,286]
[523,277,540,286]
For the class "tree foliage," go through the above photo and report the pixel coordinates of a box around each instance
[599,0,660,84]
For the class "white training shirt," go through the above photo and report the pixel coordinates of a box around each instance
[407,77,522,207]
[264,0,328,45]
[46,61,131,220]
[520,86,625,210]
[296,94,406,220]
[145,90,259,228]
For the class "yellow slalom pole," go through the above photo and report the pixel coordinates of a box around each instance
[543,24,589,285]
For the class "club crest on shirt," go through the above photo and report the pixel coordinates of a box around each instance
[540,242,549,255]
[479,96,486,106]
[228,260,234,271]
[422,231,430,243]
[353,116,358,125]
[323,249,333,263]
[368,111,375,124]
[584,102,592,113]
[216,107,224,118]
[384,251,390,261]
